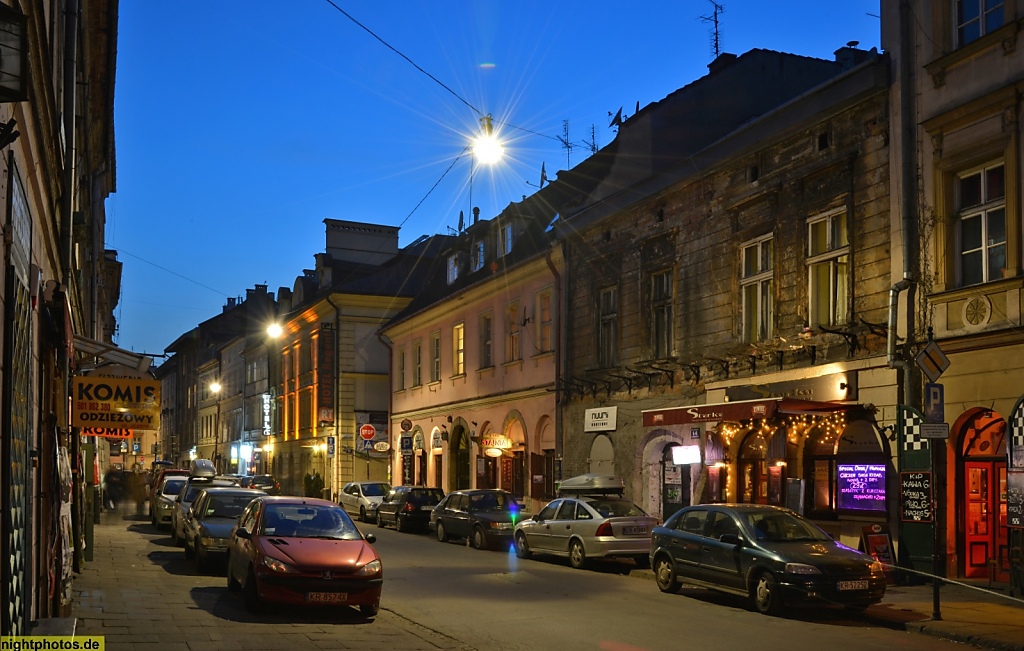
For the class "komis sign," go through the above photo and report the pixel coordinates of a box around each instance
[72,376,160,429]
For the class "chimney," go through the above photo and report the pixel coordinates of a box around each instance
[707,52,737,74]
[834,41,874,71]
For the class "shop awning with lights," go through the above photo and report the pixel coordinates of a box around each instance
[641,397,857,428]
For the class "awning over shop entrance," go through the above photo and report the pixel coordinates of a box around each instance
[641,397,857,428]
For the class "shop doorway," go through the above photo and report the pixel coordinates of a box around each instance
[452,426,471,490]
[958,410,1009,581]
[417,451,427,485]
[662,445,689,519]
[739,429,768,504]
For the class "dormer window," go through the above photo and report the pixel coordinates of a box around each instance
[472,240,485,272]
[447,253,459,284]
[498,223,513,257]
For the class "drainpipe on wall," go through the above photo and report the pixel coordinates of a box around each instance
[545,241,564,483]
[376,330,394,486]
[325,294,341,498]
[61,0,81,573]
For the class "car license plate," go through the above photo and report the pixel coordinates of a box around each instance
[622,526,647,535]
[307,592,347,603]
[837,580,868,591]
[420,505,433,511]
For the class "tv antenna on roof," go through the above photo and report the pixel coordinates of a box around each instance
[701,1,725,59]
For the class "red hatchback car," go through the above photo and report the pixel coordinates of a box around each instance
[225,496,382,617]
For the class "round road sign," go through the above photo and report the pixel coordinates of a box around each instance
[359,424,376,440]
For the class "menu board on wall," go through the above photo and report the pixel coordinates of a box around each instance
[837,463,886,511]
[900,471,933,522]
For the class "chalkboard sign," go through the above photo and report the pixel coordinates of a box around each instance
[1008,470,1024,529]
[900,471,932,522]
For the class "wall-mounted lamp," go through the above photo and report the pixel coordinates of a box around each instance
[447,415,453,423]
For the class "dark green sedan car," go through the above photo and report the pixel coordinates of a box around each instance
[650,504,886,615]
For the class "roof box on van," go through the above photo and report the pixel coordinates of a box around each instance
[189,458,216,478]
[556,473,625,496]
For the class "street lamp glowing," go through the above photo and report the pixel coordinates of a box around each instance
[267,323,283,338]
[210,381,222,394]
[472,114,504,165]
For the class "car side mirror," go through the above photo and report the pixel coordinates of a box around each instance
[364,533,376,544]
[235,528,251,540]
[720,533,742,546]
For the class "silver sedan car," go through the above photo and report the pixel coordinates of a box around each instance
[513,495,659,569]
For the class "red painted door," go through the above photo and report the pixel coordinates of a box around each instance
[964,460,1009,580]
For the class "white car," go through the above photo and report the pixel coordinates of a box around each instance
[339,481,391,523]
[152,475,188,529]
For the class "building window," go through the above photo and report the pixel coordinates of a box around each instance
[505,302,520,362]
[807,210,849,327]
[499,223,513,257]
[957,0,1004,47]
[430,332,441,382]
[447,253,459,284]
[958,162,1005,286]
[412,339,422,387]
[598,286,618,367]
[651,270,673,359]
[741,235,774,342]
[480,313,493,368]
[396,347,406,391]
[537,289,553,353]
[452,323,465,376]
[472,240,485,272]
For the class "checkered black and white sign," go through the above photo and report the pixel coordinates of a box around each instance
[902,407,929,451]
[1011,400,1024,467]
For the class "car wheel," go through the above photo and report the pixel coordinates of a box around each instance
[653,554,681,593]
[171,525,181,546]
[359,603,379,617]
[376,512,385,528]
[634,555,651,569]
[360,507,367,523]
[226,555,241,592]
[471,526,487,550]
[436,520,448,542]
[396,515,407,533]
[243,566,262,613]
[184,539,195,560]
[569,539,588,569]
[753,570,783,616]
[514,533,532,559]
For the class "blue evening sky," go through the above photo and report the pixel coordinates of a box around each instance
[106,1,881,356]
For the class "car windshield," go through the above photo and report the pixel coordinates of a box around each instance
[162,479,186,496]
[205,494,257,518]
[743,510,832,542]
[408,489,445,506]
[360,483,391,497]
[585,498,647,518]
[251,475,275,484]
[261,504,362,540]
[470,492,516,511]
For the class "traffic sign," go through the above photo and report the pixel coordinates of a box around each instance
[924,383,944,424]
[359,439,374,452]
[359,424,376,440]
[915,340,950,383]
[327,436,336,457]
[373,441,391,452]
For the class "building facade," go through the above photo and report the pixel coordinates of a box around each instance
[883,0,1024,583]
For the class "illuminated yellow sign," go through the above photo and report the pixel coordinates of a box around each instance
[72,376,160,430]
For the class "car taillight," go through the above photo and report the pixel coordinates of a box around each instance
[402,502,416,512]
[595,522,614,537]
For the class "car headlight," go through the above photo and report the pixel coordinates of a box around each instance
[488,522,512,530]
[784,563,822,575]
[262,556,297,573]
[200,536,222,547]
[353,559,382,577]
